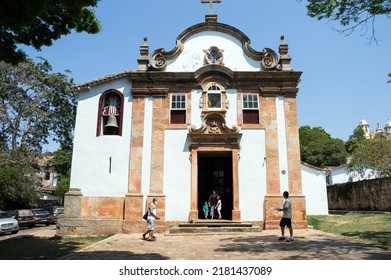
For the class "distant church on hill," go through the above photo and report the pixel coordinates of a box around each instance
[357,117,391,139]
[58,1,310,236]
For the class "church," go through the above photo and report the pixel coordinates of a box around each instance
[58,2,309,236]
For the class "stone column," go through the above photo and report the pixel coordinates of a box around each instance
[260,95,280,194]
[231,149,241,221]
[124,96,145,232]
[261,93,282,229]
[148,96,169,223]
[189,147,198,221]
[284,94,307,229]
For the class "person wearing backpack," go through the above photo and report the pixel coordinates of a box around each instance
[142,198,160,241]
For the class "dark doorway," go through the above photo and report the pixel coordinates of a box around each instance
[197,152,233,220]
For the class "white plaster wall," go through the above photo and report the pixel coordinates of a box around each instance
[164,129,191,221]
[239,129,267,221]
[276,96,289,193]
[301,164,329,215]
[225,89,238,128]
[330,167,377,184]
[70,79,132,197]
[191,89,203,128]
[330,168,351,185]
[166,31,259,72]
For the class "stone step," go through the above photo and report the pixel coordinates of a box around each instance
[178,222,254,228]
[168,220,262,235]
[168,226,262,235]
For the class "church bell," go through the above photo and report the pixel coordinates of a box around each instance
[105,114,119,128]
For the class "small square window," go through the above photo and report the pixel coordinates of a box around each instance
[242,94,259,124]
[170,94,187,124]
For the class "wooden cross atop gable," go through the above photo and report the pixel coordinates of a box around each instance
[201,0,222,15]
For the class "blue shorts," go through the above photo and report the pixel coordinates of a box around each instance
[279,217,292,228]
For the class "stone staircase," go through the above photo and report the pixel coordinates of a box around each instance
[168,220,262,235]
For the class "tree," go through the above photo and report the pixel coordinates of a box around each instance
[299,125,348,167]
[345,127,367,153]
[0,0,101,64]
[0,152,39,210]
[348,137,391,178]
[0,57,77,152]
[50,148,73,204]
[304,0,391,42]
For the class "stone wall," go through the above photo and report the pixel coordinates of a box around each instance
[327,178,391,212]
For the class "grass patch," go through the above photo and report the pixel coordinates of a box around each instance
[0,235,111,260]
[308,212,391,250]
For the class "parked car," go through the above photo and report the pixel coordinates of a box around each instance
[7,209,35,228]
[31,208,51,226]
[44,206,64,223]
[0,211,19,235]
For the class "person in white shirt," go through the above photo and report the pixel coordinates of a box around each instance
[142,198,160,241]
[276,191,294,242]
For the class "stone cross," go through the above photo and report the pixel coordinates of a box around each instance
[201,0,222,15]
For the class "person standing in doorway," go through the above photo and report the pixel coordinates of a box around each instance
[143,198,160,241]
[216,195,222,219]
[276,191,294,242]
[208,190,218,219]
[203,201,209,219]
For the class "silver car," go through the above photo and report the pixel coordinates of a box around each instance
[0,211,19,235]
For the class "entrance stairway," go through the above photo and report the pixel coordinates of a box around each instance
[168,220,262,235]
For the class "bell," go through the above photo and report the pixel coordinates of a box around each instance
[105,114,119,128]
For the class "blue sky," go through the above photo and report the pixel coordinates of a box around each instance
[24,0,391,143]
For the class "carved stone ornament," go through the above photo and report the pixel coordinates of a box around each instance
[203,46,224,65]
[261,48,280,70]
[150,40,184,71]
[189,112,240,135]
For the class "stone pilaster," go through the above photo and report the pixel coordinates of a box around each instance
[150,96,169,194]
[124,96,145,231]
[128,96,145,193]
[260,95,280,195]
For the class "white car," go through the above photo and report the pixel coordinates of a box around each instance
[0,211,19,235]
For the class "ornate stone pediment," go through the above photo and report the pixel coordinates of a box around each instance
[188,112,241,146]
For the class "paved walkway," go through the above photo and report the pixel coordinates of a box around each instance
[59,229,391,260]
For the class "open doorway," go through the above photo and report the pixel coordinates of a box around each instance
[197,151,233,220]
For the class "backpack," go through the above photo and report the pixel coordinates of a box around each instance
[142,211,148,220]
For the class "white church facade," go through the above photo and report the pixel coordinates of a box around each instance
[58,13,310,236]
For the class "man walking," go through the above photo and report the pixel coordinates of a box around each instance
[276,191,294,242]
[143,198,160,241]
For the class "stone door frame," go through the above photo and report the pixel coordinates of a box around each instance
[188,145,240,221]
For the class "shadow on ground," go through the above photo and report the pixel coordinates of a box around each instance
[341,231,391,250]
[0,235,82,260]
[215,234,391,260]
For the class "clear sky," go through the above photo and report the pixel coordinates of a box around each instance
[23,0,391,143]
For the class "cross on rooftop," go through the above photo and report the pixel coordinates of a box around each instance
[201,0,222,15]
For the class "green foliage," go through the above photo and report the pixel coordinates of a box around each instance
[305,0,391,29]
[299,125,348,167]
[0,153,38,210]
[0,0,101,64]
[345,127,366,153]
[348,137,391,178]
[0,57,77,152]
[51,149,73,177]
[55,177,70,205]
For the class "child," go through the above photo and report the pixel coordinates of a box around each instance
[216,196,222,219]
[203,201,209,219]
